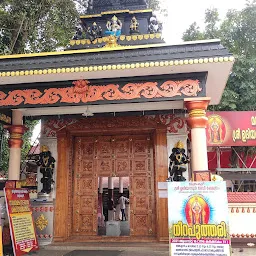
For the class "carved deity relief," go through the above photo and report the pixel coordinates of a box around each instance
[37,145,55,194]
[105,15,122,37]
[130,16,139,34]
[167,141,189,182]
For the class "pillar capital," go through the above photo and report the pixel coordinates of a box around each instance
[4,125,28,148]
[184,97,210,129]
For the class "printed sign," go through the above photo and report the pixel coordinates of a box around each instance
[168,182,231,256]
[207,111,256,146]
[0,227,3,256]
[4,188,39,256]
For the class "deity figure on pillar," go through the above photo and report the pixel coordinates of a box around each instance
[130,16,139,34]
[167,141,189,182]
[87,22,103,42]
[105,15,122,37]
[37,145,55,194]
[73,25,84,40]
[148,15,162,34]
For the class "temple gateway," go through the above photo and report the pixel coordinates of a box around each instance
[0,0,234,244]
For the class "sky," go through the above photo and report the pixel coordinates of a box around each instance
[164,0,246,43]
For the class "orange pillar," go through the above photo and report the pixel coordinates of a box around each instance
[4,110,27,180]
[184,97,210,181]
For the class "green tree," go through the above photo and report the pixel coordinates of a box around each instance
[183,2,256,169]
[0,126,9,174]
[148,0,168,16]
[0,0,79,173]
[183,2,256,111]
[0,0,79,54]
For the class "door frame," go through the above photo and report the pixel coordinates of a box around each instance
[53,116,169,242]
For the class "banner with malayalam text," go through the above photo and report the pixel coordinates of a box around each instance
[4,188,39,256]
[207,111,256,146]
[168,182,231,256]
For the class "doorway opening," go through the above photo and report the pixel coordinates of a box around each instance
[98,177,130,236]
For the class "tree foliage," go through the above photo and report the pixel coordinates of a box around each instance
[183,1,256,167]
[0,1,78,173]
[148,0,168,16]
[0,0,79,54]
[183,1,256,111]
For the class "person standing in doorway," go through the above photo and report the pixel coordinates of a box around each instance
[118,194,129,221]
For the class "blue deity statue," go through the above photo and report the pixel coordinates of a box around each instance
[105,15,122,37]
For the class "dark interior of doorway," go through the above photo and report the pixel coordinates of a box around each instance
[98,177,130,237]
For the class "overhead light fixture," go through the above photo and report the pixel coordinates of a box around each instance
[82,106,94,117]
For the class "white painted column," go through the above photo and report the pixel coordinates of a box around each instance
[108,177,114,189]
[99,177,103,194]
[7,110,25,180]
[108,177,114,221]
[184,97,210,178]
[119,177,124,193]
[190,128,208,171]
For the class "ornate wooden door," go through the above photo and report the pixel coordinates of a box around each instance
[129,135,155,237]
[73,137,98,236]
[72,134,155,238]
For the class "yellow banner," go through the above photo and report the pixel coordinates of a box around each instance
[11,212,36,243]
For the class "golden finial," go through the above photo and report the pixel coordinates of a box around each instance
[112,15,118,21]
[104,35,120,48]
[174,141,184,149]
[41,145,49,152]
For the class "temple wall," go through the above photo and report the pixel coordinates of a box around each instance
[228,203,256,239]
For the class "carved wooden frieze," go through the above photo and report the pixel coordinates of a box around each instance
[0,75,205,108]
[42,114,186,138]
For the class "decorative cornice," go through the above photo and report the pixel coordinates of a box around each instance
[231,233,256,238]
[59,115,166,133]
[70,33,161,46]
[0,79,202,107]
[42,114,185,138]
[0,56,234,78]
[230,206,256,214]
[80,9,152,19]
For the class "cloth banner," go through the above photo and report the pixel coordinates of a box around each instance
[168,181,231,256]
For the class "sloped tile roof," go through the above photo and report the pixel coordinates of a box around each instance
[228,192,256,203]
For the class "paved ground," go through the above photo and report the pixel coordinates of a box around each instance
[27,244,256,256]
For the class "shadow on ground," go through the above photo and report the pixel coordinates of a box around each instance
[64,250,122,256]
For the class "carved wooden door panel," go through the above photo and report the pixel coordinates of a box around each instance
[95,136,114,177]
[73,137,98,236]
[73,134,155,238]
[129,135,155,237]
[113,135,131,177]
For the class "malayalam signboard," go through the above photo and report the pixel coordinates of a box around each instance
[168,182,231,256]
[207,111,256,147]
[4,188,39,256]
